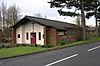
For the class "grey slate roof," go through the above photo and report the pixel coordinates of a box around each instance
[13,16,79,30]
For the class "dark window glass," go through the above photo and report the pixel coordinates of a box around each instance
[26,32,28,40]
[39,32,41,40]
[18,34,20,38]
[43,34,44,39]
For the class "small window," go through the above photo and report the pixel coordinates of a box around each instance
[43,34,44,39]
[39,32,41,40]
[18,34,20,38]
[26,32,28,40]
[58,32,64,35]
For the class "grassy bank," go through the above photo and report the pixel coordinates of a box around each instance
[0,37,100,59]
[57,37,100,48]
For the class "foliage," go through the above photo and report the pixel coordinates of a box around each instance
[48,0,88,40]
[49,0,100,18]
[59,38,69,45]
[49,0,100,39]
[49,0,90,16]
[44,44,54,48]
[49,0,79,17]
[85,0,100,19]
[0,43,15,48]
[0,2,21,42]
[0,2,21,27]
[6,3,21,26]
[85,0,100,36]
[59,37,100,48]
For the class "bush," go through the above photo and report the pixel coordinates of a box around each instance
[0,43,3,48]
[2,39,11,43]
[30,44,38,47]
[59,38,68,45]
[3,43,11,48]
[10,44,16,47]
[44,44,54,48]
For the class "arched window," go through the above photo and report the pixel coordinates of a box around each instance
[39,32,41,40]
[18,34,20,38]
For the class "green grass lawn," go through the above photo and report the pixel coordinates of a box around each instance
[0,46,47,58]
[0,37,100,59]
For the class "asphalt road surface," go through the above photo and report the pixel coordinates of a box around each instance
[0,41,100,66]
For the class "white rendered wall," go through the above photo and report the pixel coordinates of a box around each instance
[23,22,33,44]
[16,25,23,44]
[16,22,45,45]
[34,23,45,45]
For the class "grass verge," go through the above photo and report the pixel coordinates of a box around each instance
[55,37,100,49]
[0,37,100,59]
[0,46,47,58]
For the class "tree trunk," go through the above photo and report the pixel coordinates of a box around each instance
[80,0,87,40]
[95,0,99,37]
[95,13,99,37]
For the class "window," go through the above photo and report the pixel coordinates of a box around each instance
[39,32,41,40]
[58,32,64,35]
[18,34,20,38]
[43,34,44,39]
[26,32,28,40]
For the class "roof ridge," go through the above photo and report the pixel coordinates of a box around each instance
[13,15,80,30]
[25,15,76,26]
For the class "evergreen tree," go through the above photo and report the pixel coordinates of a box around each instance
[49,0,100,39]
[49,0,87,40]
[85,0,100,37]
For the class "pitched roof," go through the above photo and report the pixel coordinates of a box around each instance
[13,16,79,30]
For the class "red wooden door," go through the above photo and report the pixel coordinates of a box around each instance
[31,33,36,44]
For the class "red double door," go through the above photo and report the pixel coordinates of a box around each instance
[31,33,36,44]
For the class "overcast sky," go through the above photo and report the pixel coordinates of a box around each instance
[0,0,95,26]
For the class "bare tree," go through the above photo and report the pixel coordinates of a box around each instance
[6,3,21,26]
[5,3,21,41]
[0,2,8,42]
[0,2,21,42]
[0,7,2,29]
[1,2,7,30]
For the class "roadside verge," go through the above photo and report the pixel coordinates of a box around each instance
[0,37,100,60]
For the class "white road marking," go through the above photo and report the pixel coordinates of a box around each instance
[88,46,100,51]
[45,54,78,66]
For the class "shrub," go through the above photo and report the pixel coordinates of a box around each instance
[59,38,69,45]
[3,43,11,48]
[0,43,3,48]
[30,44,38,47]
[44,44,54,48]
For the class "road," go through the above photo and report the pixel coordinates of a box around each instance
[0,41,100,66]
